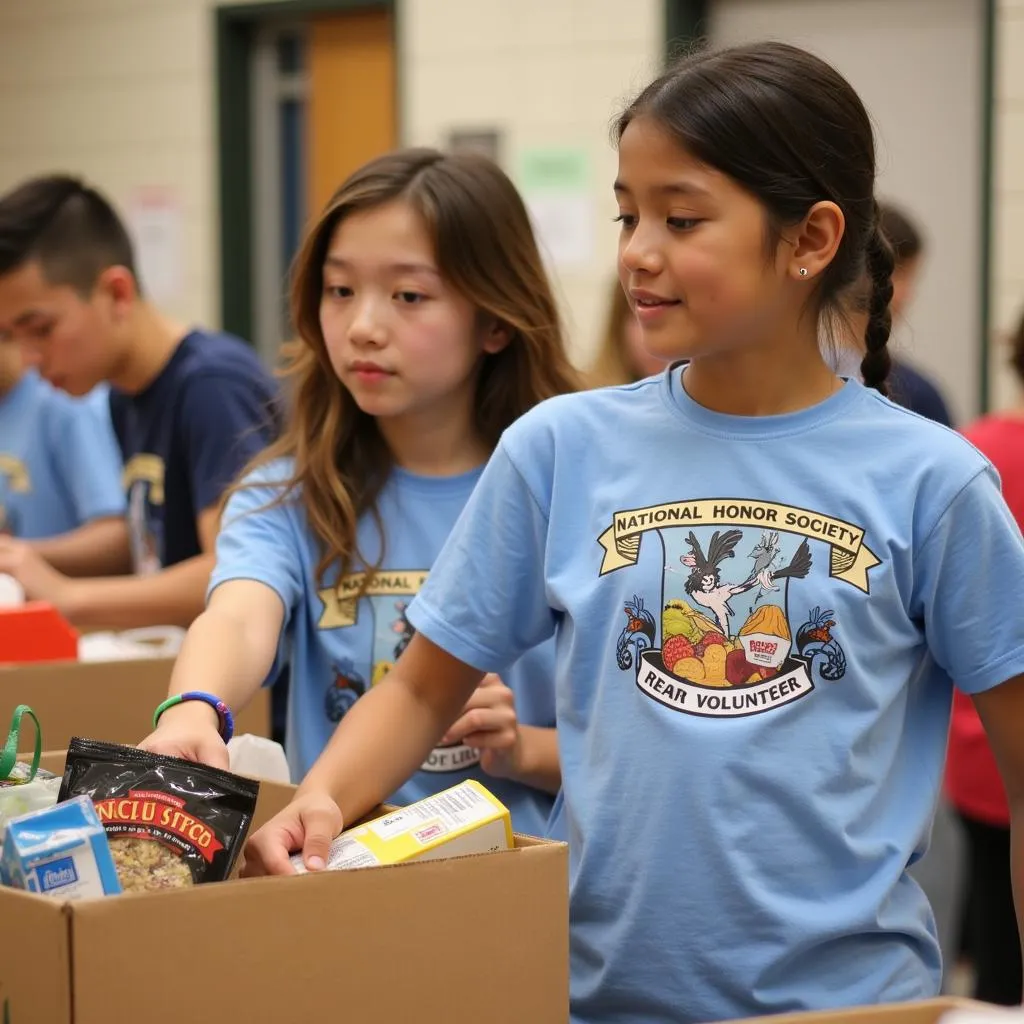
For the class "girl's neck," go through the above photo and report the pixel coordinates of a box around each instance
[377,396,491,477]
[683,336,841,417]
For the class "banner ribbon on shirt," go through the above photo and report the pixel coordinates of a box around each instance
[317,570,429,629]
[597,499,880,593]
[0,456,30,494]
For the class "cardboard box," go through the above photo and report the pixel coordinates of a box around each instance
[0,657,270,752]
[0,751,569,1024]
[724,998,1002,1023]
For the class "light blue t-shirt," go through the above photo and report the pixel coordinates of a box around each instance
[0,370,125,538]
[209,459,558,838]
[408,369,1024,1024]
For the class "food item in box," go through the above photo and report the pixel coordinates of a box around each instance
[58,738,260,893]
[0,794,122,899]
[290,779,512,873]
[0,763,62,841]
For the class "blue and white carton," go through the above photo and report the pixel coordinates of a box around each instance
[0,795,122,899]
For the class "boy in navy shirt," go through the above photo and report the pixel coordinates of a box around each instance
[0,175,280,629]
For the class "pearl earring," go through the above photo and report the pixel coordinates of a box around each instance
[798,267,808,278]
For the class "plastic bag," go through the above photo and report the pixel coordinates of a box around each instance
[0,705,58,841]
[227,734,291,784]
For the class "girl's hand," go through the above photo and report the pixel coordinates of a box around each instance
[137,702,231,771]
[242,791,344,876]
[441,674,522,780]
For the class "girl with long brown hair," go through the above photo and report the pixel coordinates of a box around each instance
[141,148,577,836]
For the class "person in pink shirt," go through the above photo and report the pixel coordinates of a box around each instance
[945,311,1024,1005]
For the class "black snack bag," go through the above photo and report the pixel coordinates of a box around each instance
[59,738,260,893]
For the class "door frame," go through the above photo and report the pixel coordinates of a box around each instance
[663,0,997,413]
[215,0,395,345]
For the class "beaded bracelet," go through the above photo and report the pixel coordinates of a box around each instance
[153,692,235,743]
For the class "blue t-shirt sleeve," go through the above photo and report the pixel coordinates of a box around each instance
[913,466,1024,693]
[209,474,304,618]
[407,441,557,672]
[49,388,126,524]
[180,375,277,514]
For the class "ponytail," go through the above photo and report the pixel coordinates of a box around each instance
[859,202,895,396]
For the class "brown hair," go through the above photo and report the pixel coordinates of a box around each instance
[877,202,923,266]
[586,281,639,389]
[0,175,141,296]
[1012,304,1024,387]
[237,147,578,587]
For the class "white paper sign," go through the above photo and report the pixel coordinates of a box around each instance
[126,188,184,304]
[526,194,594,271]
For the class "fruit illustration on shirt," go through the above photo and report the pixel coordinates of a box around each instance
[661,601,755,686]
[325,659,367,722]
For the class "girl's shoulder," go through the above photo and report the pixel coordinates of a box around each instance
[858,386,990,475]
[224,457,302,518]
[504,374,665,448]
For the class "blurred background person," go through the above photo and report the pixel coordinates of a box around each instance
[0,330,126,572]
[831,203,953,427]
[878,202,955,427]
[944,305,1024,1005]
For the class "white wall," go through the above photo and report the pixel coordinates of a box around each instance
[399,0,663,365]
[711,0,985,424]
[0,0,220,326]
[0,0,664,369]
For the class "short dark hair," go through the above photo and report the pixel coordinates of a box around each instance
[877,202,924,265]
[616,41,895,395]
[0,175,140,296]
[1012,304,1024,387]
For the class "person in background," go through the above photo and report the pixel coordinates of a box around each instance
[586,278,668,387]
[0,333,126,571]
[944,309,1024,1006]
[0,175,281,629]
[877,202,955,426]
[140,148,576,835]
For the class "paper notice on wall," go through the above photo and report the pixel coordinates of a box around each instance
[126,188,184,305]
[518,147,594,270]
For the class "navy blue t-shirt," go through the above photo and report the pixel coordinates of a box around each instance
[109,329,281,572]
[888,359,954,428]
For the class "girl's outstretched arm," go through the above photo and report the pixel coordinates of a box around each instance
[244,632,485,876]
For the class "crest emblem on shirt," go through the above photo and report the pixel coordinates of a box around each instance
[597,499,879,717]
[318,571,482,771]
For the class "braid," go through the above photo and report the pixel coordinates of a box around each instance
[859,201,895,396]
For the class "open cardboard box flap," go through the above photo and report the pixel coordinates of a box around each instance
[721,999,1004,1024]
[0,750,569,1024]
[0,657,270,752]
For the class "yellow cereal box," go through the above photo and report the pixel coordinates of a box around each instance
[291,780,513,873]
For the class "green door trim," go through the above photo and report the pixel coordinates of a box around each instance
[665,0,710,62]
[214,0,393,343]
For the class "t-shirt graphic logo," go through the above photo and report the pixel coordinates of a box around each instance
[318,574,481,772]
[0,455,31,494]
[599,499,879,718]
[123,453,165,576]
[325,658,367,723]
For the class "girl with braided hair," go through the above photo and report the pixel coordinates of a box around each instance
[245,43,1024,1024]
